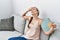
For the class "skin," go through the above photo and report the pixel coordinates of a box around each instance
[22,7,56,35]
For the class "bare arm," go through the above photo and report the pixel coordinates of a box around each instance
[39,19,56,35]
[43,27,54,35]
[22,10,31,21]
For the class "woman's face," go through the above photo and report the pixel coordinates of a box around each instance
[31,7,39,16]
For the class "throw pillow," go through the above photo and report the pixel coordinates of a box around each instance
[14,14,26,34]
[0,16,14,31]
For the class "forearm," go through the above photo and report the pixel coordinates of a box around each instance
[44,27,54,35]
[22,11,29,16]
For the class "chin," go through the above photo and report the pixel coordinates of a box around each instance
[32,14,35,16]
[31,13,34,15]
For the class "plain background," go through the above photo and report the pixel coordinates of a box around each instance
[0,0,13,18]
[0,0,60,23]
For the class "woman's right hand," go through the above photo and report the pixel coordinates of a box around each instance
[27,7,34,12]
[24,8,32,14]
[27,8,32,12]
[27,7,37,13]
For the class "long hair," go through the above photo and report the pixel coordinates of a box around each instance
[28,17,33,28]
[28,7,39,28]
[36,7,39,16]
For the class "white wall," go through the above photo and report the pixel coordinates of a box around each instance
[0,0,13,19]
[13,0,60,23]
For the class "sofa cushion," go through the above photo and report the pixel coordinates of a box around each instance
[0,31,22,40]
[13,14,26,34]
[49,23,60,40]
[41,30,49,40]
[49,29,60,40]
[0,16,14,31]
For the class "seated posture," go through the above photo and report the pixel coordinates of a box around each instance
[8,7,56,40]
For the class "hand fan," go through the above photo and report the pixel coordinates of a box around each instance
[41,18,52,32]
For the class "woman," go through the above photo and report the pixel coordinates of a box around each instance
[8,7,56,40]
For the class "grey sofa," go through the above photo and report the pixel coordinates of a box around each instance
[0,14,60,40]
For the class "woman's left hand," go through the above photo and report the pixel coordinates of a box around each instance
[51,23,56,28]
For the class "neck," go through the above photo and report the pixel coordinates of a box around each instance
[33,15,38,20]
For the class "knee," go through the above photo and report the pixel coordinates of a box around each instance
[8,38,11,40]
[8,38,14,40]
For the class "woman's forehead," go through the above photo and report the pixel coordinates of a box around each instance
[32,7,37,9]
[32,8,37,10]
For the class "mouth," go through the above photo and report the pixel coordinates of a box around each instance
[32,14,35,16]
[32,14,34,15]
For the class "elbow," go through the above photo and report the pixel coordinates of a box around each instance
[22,14,24,17]
[45,32,51,35]
[22,15,25,18]
[44,27,54,35]
[44,32,51,35]
[22,15,24,17]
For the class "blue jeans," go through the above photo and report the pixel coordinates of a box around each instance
[8,37,27,40]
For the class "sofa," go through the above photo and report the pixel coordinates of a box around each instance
[0,14,60,40]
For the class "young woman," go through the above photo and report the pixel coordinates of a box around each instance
[8,7,56,40]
